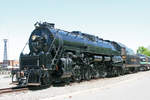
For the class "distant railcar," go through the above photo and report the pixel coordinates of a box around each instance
[137,54,150,71]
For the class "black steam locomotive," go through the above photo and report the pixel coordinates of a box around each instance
[13,22,146,86]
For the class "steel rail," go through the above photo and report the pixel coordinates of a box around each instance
[0,87,28,95]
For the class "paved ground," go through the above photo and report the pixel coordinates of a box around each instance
[0,75,14,88]
[1,71,150,100]
[46,71,150,100]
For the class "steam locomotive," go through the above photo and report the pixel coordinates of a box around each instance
[12,22,149,86]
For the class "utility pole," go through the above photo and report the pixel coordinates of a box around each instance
[3,39,8,68]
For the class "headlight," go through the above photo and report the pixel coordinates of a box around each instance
[32,35,37,41]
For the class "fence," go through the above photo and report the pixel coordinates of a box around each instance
[0,70,11,75]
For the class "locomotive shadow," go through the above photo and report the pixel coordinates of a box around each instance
[27,85,51,90]
[27,82,69,90]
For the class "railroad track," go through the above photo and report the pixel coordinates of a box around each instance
[0,87,28,95]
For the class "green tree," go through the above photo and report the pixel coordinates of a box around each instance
[137,46,150,56]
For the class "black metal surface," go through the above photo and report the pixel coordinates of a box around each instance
[14,22,150,87]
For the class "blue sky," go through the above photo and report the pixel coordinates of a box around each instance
[0,0,150,61]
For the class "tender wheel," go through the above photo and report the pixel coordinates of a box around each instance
[99,64,107,78]
[94,70,100,78]
[112,68,118,77]
[99,71,107,78]
[84,68,92,81]
[72,65,81,82]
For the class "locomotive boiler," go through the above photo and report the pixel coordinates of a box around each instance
[14,22,141,86]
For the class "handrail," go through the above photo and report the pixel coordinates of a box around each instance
[49,32,63,69]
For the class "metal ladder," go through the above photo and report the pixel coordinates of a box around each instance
[48,30,63,70]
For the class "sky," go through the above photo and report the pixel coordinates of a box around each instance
[0,0,150,61]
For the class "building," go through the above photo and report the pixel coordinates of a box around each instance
[0,60,19,68]
[8,60,19,67]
